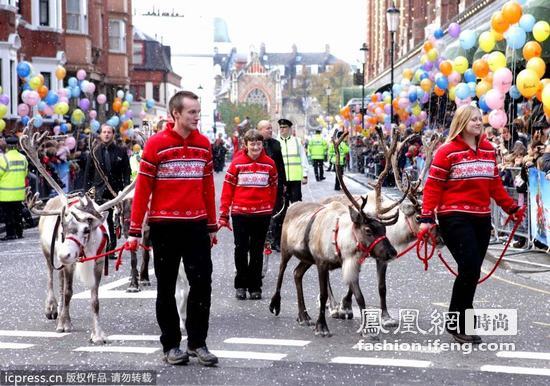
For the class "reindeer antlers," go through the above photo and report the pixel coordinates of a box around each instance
[333,131,363,214]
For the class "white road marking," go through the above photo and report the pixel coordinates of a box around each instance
[480,365,550,376]
[73,346,160,354]
[74,290,156,299]
[224,337,310,347]
[0,330,70,338]
[331,356,432,368]
[533,321,550,327]
[107,334,161,341]
[0,342,34,349]
[210,350,286,361]
[496,351,550,361]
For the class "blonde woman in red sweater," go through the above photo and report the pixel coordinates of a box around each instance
[219,129,278,300]
[419,105,523,344]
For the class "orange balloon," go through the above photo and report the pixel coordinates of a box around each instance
[439,60,453,76]
[403,68,414,80]
[423,41,433,53]
[38,85,49,99]
[502,1,522,24]
[484,72,494,86]
[472,59,489,78]
[491,11,509,34]
[536,79,550,102]
[527,57,546,79]
[420,78,433,92]
[112,100,122,113]
[371,94,378,102]
[545,105,550,117]
[434,86,445,97]
[523,41,542,60]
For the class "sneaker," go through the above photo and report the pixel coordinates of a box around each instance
[187,346,218,366]
[512,240,525,248]
[249,291,262,300]
[164,347,189,365]
[235,288,246,300]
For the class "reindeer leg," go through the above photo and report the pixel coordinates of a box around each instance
[377,260,397,327]
[326,275,340,318]
[56,264,74,332]
[294,262,313,326]
[314,264,331,337]
[336,286,354,320]
[127,250,140,293]
[175,261,188,330]
[139,230,151,286]
[56,268,65,320]
[269,247,292,316]
[43,249,58,320]
[90,261,106,344]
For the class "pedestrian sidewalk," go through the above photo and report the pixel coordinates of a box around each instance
[344,172,550,284]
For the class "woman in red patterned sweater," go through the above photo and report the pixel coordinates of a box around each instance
[219,129,278,300]
[419,105,523,344]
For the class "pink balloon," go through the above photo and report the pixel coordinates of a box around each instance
[21,90,30,103]
[485,89,505,110]
[89,110,97,119]
[85,82,96,94]
[398,98,410,109]
[96,94,107,104]
[492,68,513,94]
[17,103,30,116]
[65,136,76,150]
[76,69,87,81]
[59,96,69,104]
[57,88,68,97]
[139,111,146,119]
[448,71,461,86]
[488,109,507,129]
[43,105,54,116]
[26,91,40,106]
[53,125,60,135]
[419,111,428,121]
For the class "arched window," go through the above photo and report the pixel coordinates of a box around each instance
[246,88,268,108]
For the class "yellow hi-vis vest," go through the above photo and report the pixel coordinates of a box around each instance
[0,149,28,202]
[307,133,327,160]
[129,151,142,181]
[279,135,303,182]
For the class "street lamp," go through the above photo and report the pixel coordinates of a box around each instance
[325,86,332,116]
[359,42,369,132]
[386,3,400,136]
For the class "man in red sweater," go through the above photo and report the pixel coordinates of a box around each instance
[128,91,218,366]
[219,129,278,300]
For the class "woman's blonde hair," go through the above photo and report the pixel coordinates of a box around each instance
[446,105,482,143]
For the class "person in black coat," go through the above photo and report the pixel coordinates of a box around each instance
[257,120,286,251]
[84,124,131,257]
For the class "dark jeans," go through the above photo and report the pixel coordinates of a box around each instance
[106,208,116,254]
[149,221,212,352]
[438,214,492,334]
[1,201,23,238]
[267,190,285,248]
[286,181,302,203]
[312,160,324,180]
[232,215,271,292]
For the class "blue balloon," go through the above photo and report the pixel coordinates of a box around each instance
[60,123,68,133]
[21,116,29,126]
[434,28,444,39]
[459,30,477,50]
[392,84,402,96]
[68,77,78,87]
[419,71,429,81]
[45,91,59,106]
[408,88,418,103]
[33,115,44,128]
[519,14,536,32]
[120,114,128,122]
[145,99,155,109]
[90,119,100,133]
[509,85,521,100]
[125,93,134,103]
[467,82,476,98]
[37,101,47,111]
[71,86,81,98]
[479,96,490,112]
[16,62,31,78]
[109,116,120,127]
[455,83,470,100]
[463,69,476,83]
[435,75,449,90]
[505,25,526,50]
[22,83,31,91]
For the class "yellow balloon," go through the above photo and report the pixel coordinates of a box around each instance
[488,51,506,72]
[420,79,433,92]
[516,69,540,98]
[427,48,439,62]
[532,21,550,43]
[402,68,414,80]
[453,56,469,74]
[0,119,5,132]
[0,104,7,119]
[55,66,66,81]
[542,84,550,109]
[29,76,42,90]
[411,104,421,116]
[490,29,504,42]
[479,31,496,53]
[420,54,428,65]
[448,86,456,101]
[526,57,546,79]
[54,102,69,115]
[476,80,492,98]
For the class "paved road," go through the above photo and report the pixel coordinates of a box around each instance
[0,170,548,385]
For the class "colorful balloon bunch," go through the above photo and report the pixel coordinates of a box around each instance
[0,86,9,132]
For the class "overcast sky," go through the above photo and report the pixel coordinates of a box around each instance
[133,0,366,65]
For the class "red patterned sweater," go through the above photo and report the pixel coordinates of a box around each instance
[420,134,517,222]
[220,150,278,219]
[129,123,217,237]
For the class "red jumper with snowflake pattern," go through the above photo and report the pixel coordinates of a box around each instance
[219,150,278,220]
[420,134,516,222]
[129,123,217,237]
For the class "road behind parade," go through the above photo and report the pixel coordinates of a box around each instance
[0,170,549,385]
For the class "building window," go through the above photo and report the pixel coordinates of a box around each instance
[153,85,160,102]
[109,19,126,53]
[41,72,51,89]
[67,0,87,33]
[246,89,268,109]
[133,42,144,65]
[39,0,49,26]
[130,85,145,100]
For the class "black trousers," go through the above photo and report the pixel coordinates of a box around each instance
[1,201,23,238]
[106,208,116,254]
[149,221,212,352]
[286,181,302,203]
[312,160,324,181]
[267,189,285,247]
[438,214,492,334]
[232,215,271,292]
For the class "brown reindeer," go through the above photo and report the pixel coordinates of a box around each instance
[269,132,406,337]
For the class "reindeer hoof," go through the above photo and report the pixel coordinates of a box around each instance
[297,312,313,326]
[269,295,281,316]
[46,310,58,320]
[314,323,332,337]
[139,280,151,287]
[90,332,107,345]
[126,286,140,293]
[56,321,72,333]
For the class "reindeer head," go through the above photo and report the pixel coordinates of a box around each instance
[57,195,107,265]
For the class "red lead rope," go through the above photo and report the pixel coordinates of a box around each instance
[79,242,151,272]
[396,210,525,284]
